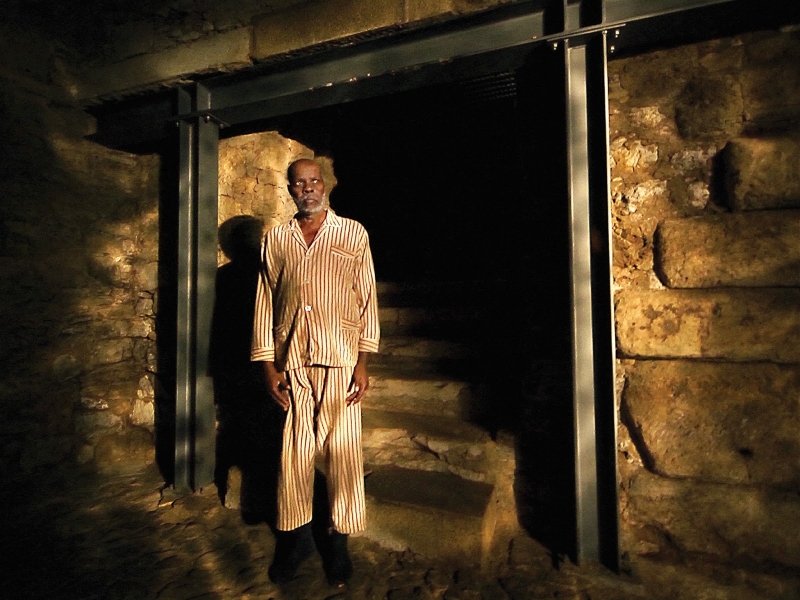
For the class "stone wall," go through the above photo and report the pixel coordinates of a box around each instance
[610,28,800,593]
[1,9,161,476]
[217,130,337,263]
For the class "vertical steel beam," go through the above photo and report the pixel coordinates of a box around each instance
[174,83,219,492]
[565,31,618,567]
[585,31,620,572]
[565,39,599,563]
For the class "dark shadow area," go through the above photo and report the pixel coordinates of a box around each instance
[512,49,577,564]
[210,215,285,525]
[155,145,179,486]
[1,464,273,600]
[254,52,579,561]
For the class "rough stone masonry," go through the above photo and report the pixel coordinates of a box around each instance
[610,28,800,594]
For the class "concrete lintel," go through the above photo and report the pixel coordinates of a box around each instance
[251,0,511,61]
[252,0,405,61]
[76,28,253,102]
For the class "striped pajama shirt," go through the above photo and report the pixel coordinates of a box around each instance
[251,209,379,533]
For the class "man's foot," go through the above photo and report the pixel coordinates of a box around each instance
[325,530,353,587]
[268,524,315,583]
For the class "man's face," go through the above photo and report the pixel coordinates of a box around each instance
[288,161,326,216]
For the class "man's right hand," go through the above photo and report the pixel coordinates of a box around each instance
[263,362,291,411]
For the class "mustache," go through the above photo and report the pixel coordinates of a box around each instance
[299,193,324,202]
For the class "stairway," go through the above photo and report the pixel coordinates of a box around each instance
[358,281,517,569]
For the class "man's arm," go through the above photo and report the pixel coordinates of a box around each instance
[263,361,291,411]
[250,242,288,409]
[346,352,370,406]
[354,232,380,354]
[347,229,379,406]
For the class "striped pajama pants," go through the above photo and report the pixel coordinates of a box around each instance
[277,365,366,534]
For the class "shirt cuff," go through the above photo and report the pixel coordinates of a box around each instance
[358,338,380,353]
[250,348,275,362]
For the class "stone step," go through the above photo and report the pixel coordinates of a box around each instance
[377,336,475,360]
[377,280,510,308]
[359,465,497,568]
[367,366,487,420]
[370,335,477,372]
[379,305,487,337]
[362,408,494,482]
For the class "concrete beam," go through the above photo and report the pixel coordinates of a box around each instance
[251,0,510,61]
[253,0,404,60]
[76,28,253,101]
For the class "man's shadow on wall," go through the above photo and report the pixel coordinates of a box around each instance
[210,215,285,525]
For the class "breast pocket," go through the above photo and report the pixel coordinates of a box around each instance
[330,246,357,284]
[330,246,356,262]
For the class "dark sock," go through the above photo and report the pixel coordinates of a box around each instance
[326,530,353,586]
[268,523,315,583]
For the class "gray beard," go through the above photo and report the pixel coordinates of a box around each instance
[295,193,326,215]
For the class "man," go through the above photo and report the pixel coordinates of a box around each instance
[250,158,380,586]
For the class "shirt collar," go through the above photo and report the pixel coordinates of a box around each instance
[285,208,341,231]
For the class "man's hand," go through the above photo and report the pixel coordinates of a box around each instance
[263,362,291,411]
[346,353,370,406]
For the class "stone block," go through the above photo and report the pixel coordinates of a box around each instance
[655,210,800,287]
[405,0,506,22]
[368,367,476,419]
[616,288,800,362]
[76,28,252,100]
[363,466,495,568]
[131,399,155,429]
[674,74,743,140]
[75,410,123,439]
[741,34,800,132]
[94,429,155,475]
[631,556,800,600]
[622,360,800,487]
[623,469,800,568]
[133,260,159,291]
[109,21,155,62]
[252,0,403,60]
[723,138,800,210]
[362,408,493,481]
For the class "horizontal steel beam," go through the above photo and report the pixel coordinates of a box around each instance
[210,10,546,113]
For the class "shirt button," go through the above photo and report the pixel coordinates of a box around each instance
[304,305,312,312]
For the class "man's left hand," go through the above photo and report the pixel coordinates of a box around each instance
[346,354,370,405]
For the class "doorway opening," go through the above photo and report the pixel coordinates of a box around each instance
[217,59,580,560]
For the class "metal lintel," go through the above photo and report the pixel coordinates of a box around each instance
[174,83,219,492]
[209,10,546,112]
[564,28,619,566]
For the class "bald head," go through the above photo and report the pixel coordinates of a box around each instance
[287,159,322,184]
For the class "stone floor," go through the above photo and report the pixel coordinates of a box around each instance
[3,463,649,600]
